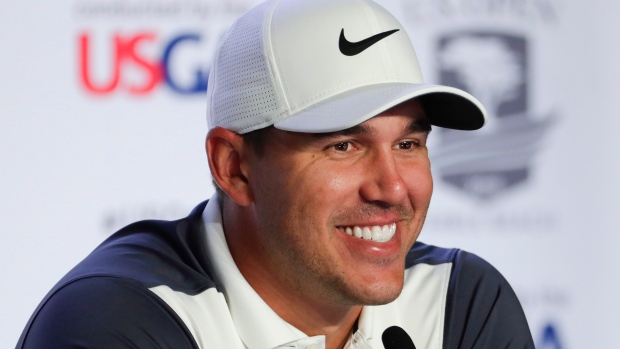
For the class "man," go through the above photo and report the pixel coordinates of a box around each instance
[17,0,534,348]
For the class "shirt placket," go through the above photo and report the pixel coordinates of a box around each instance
[345,331,372,349]
[273,335,326,349]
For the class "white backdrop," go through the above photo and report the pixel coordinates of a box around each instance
[1,0,619,347]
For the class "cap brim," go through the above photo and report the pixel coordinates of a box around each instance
[274,83,486,133]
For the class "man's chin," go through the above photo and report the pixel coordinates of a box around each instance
[339,280,405,306]
[362,288,403,306]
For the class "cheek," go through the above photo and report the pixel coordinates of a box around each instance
[296,167,358,216]
[313,161,367,198]
[323,173,352,194]
[251,158,354,221]
[249,160,298,227]
[404,164,433,207]
[286,162,367,233]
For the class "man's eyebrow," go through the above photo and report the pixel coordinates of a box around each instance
[407,119,432,134]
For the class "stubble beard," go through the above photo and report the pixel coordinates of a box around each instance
[257,201,417,308]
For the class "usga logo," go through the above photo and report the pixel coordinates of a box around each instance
[431,31,554,200]
[78,31,210,95]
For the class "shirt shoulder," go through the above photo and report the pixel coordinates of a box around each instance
[18,276,200,349]
[62,200,216,294]
[17,201,222,349]
[443,249,534,348]
[405,241,460,267]
[406,242,534,348]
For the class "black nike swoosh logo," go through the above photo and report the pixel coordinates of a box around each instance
[339,28,400,56]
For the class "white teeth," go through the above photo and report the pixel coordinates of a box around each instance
[338,223,397,243]
[381,225,389,239]
[371,226,382,241]
[362,227,372,239]
[354,226,363,238]
[382,225,389,235]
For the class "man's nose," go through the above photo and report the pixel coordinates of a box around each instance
[358,149,407,207]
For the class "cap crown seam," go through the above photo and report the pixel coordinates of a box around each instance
[270,0,292,116]
[260,0,285,130]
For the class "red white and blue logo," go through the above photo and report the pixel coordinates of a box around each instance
[78,31,211,95]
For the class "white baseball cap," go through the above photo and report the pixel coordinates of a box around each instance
[206,0,486,134]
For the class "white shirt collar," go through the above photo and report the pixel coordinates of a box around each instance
[201,195,400,349]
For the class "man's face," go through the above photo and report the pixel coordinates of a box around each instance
[243,100,432,307]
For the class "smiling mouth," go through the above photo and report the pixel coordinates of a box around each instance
[336,223,397,243]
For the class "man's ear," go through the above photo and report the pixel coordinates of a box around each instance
[206,127,253,206]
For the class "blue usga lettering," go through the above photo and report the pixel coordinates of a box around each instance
[162,33,209,94]
[538,323,563,349]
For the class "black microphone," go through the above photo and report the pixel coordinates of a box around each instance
[381,326,417,349]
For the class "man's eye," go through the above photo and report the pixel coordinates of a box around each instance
[399,141,414,149]
[333,142,351,151]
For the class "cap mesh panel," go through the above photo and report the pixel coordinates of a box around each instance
[212,1,281,131]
